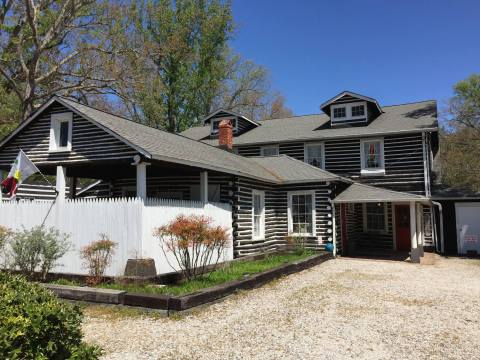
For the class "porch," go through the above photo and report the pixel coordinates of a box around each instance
[333,183,431,262]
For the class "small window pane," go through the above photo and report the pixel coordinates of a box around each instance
[352,105,365,117]
[59,121,69,148]
[305,144,323,168]
[333,107,346,118]
[363,141,382,169]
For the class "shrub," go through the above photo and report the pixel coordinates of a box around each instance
[80,234,117,285]
[0,272,101,359]
[0,226,12,269]
[9,226,72,280]
[154,214,230,280]
[286,235,308,254]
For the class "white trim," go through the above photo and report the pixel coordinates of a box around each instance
[261,144,279,156]
[287,190,316,237]
[252,190,265,240]
[203,108,259,127]
[320,91,382,113]
[362,202,388,233]
[49,112,73,152]
[360,137,385,176]
[304,142,325,169]
[331,101,368,124]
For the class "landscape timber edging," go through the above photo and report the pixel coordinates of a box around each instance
[43,252,333,312]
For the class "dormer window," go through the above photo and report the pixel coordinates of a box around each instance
[331,102,368,125]
[333,107,346,119]
[49,112,72,152]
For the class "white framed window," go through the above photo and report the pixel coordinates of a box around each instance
[360,138,385,176]
[261,145,279,156]
[288,190,316,236]
[252,190,265,240]
[363,202,388,232]
[211,118,237,134]
[49,112,72,152]
[333,107,346,118]
[331,101,368,124]
[304,142,324,169]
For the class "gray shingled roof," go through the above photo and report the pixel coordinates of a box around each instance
[333,182,428,203]
[48,97,340,184]
[248,155,343,184]
[181,100,438,146]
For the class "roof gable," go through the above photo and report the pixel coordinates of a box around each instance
[320,91,382,115]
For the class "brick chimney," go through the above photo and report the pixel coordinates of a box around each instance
[218,119,233,151]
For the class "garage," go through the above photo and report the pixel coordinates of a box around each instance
[455,203,480,255]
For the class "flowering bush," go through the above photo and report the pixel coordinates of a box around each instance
[154,215,230,280]
[80,234,117,285]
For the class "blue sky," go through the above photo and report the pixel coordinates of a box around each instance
[231,0,480,116]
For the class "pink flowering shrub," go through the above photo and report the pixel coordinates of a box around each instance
[154,215,229,280]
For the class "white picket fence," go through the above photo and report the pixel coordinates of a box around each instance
[0,198,233,276]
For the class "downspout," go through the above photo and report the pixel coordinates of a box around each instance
[431,201,444,254]
[422,132,431,198]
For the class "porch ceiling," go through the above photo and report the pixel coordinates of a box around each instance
[333,182,429,204]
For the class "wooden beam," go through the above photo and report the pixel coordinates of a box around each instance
[69,177,77,199]
[200,171,208,203]
[136,163,147,201]
[56,166,66,202]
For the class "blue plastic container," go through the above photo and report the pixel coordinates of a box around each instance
[325,242,334,253]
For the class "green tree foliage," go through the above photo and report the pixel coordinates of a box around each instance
[441,74,480,191]
[0,272,101,359]
[128,0,233,132]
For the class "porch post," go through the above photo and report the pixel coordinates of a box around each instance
[200,171,208,203]
[409,201,420,263]
[56,166,66,202]
[0,170,3,201]
[416,203,424,257]
[136,163,147,201]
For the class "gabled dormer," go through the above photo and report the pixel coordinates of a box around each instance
[320,91,382,126]
[204,109,260,138]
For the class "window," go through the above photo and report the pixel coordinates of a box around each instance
[363,203,387,232]
[211,118,237,134]
[304,143,324,168]
[49,112,72,151]
[288,191,316,236]
[252,190,265,239]
[360,138,385,175]
[351,105,365,117]
[330,101,368,125]
[333,107,346,118]
[261,145,279,156]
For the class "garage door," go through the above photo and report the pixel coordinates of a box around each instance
[455,203,480,255]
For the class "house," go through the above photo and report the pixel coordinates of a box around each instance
[0,91,475,269]
[182,91,479,258]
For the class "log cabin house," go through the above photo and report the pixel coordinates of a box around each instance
[0,91,478,265]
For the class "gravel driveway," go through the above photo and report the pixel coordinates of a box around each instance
[83,256,480,360]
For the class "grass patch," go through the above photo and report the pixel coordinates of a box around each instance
[98,251,314,297]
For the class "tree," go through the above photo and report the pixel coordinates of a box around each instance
[440,74,480,191]
[0,0,122,121]
[212,55,293,121]
[446,74,480,133]
[126,0,233,132]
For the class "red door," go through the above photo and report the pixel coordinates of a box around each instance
[395,205,411,251]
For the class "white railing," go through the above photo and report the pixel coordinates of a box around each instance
[0,198,233,276]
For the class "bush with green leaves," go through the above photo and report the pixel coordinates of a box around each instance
[0,272,101,359]
[9,226,72,280]
[0,225,12,269]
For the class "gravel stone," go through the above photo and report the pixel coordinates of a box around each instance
[82,256,480,360]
